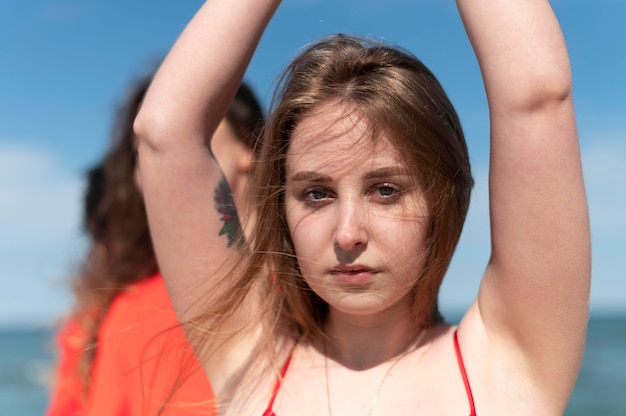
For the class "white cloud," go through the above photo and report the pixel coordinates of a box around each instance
[0,143,83,248]
[0,143,85,325]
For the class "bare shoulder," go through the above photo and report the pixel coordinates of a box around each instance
[454,302,570,415]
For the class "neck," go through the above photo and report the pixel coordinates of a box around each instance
[322,295,423,369]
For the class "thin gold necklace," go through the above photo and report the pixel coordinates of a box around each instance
[323,333,422,416]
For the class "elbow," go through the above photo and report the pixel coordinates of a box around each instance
[134,98,216,153]
[514,68,574,113]
[134,103,166,153]
[530,78,572,111]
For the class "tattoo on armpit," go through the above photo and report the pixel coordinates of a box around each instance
[214,176,242,248]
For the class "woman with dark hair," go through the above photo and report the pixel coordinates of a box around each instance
[46,71,264,415]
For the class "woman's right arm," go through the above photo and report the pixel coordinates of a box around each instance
[134,0,281,319]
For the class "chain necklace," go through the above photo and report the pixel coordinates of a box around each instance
[323,331,424,416]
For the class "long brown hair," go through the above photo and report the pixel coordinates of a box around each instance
[210,35,473,355]
[69,72,264,392]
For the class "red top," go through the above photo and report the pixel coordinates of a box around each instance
[46,273,216,416]
[46,318,88,416]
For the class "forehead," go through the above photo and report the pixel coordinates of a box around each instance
[286,101,402,174]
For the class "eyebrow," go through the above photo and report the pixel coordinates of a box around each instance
[363,167,409,180]
[288,167,409,184]
[289,171,331,184]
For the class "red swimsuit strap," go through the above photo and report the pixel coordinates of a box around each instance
[454,329,477,416]
[264,333,475,416]
[261,352,293,416]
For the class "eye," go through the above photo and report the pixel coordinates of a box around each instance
[370,183,401,203]
[306,188,328,200]
[301,187,335,207]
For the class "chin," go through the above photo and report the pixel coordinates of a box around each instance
[329,293,404,317]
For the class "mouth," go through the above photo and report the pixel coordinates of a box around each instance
[329,265,379,284]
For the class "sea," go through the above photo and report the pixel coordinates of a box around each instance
[0,314,624,415]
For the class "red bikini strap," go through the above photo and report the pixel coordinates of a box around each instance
[261,353,293,416]
[263,334,474,416]
[454,329,477,416]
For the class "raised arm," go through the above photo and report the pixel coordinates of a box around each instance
[456,0,591,410]
[134,0,281,318]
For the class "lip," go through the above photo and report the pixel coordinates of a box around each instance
[329,264,379,284]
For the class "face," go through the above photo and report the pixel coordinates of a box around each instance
[285,101,430,318]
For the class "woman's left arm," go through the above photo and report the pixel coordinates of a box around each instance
[457,0,591,407]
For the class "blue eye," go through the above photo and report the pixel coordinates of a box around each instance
[305,188,328,200]
[377,185,397,196]
[377,183,400,196]
[301,187,335,207]
[370,183,402,203]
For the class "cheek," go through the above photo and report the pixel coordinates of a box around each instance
[374,215,430,264]
[285,199,309,253]
[288,213,323,258]
[285,202,330,269]
[284,198,300,246]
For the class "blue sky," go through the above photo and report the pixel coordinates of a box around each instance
[1,0,624,326]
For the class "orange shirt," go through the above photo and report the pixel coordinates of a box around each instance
[46,317,88,416]
[47,273,216,416]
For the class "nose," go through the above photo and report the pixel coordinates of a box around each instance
[333,197,368,251]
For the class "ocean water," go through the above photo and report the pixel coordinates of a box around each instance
[0,326,54,415]
[565,315,626,416]
[1,315,624,415]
